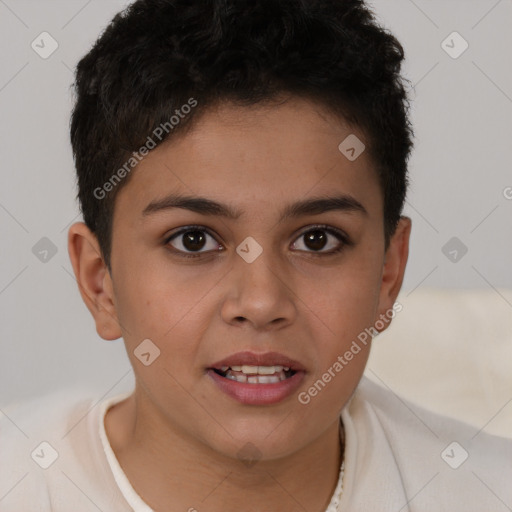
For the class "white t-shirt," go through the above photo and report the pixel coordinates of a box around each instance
[1,377,510,511]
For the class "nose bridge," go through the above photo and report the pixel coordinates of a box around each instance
[222,236,296,328]
[238,242,281,292]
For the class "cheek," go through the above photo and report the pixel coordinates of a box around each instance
[113,257,197,334]
[297,271,379,413]
[309,257,382,333]
[112,263,214,371]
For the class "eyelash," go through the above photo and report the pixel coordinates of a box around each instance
[164,224,352,260]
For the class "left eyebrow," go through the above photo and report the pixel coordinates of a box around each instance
[281,194,367,220]
[141,193,367,221]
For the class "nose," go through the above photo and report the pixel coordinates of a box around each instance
[220,247,297,332]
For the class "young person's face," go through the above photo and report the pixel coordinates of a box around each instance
[70,96,410,460]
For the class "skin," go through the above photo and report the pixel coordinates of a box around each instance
[68,96,411,512]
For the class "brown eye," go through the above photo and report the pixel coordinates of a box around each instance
[166,227,221,257]
[303,230,328,251]
[181,230,207,251]
[291,226,349,255]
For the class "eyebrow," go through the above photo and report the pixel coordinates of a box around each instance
[142,193,367,221]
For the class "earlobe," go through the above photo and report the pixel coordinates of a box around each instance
[375,216,411,332]
[67,222,122,341]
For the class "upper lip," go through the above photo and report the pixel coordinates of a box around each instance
[209,351,306,372]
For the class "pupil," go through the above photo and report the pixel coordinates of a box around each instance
[305,230,326,251]
[183,230,206,251]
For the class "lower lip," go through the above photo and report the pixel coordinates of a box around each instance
[207,369,305,405]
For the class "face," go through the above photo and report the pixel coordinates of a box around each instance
[72,96,410,461]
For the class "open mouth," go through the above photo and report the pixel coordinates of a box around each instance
[207,353,306,404]
[211,365,297,384]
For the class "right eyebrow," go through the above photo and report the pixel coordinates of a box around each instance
[142,194,242,219]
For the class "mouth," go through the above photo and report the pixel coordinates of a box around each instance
[207,351,306,405]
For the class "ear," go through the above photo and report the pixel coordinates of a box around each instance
[375,216,411,333]
[67,222,122,341]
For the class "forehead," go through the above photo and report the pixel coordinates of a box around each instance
[114,96,381,219]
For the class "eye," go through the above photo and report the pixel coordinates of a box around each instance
[165,226,222,258]
[291,225,350,255]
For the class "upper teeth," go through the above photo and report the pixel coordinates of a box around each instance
[220,365,290,374]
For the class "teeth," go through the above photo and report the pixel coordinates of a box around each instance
[218,365,292,374]
[222,369,288,383]
[248,375,282,384]
[239,365,285,375]
[215,363,296,383]
[257,366,276,375]
[225,373,248,383]
[241,365,259,374]
[256,375,280,384]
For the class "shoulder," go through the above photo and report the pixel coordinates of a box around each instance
[0,388,102,511]
[346,377,512,509]
[1,386,98,448]
[353,376,511,446]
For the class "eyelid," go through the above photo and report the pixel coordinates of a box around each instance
[164,224,222,256]
[295,223,351,244]
[164,224,217,242]
[291,224,352,256]
[164,223,352,257]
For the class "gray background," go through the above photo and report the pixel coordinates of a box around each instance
[1,0,511,405]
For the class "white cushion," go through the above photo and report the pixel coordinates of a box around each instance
[365,288,512,438]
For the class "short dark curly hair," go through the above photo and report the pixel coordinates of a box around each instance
[70,0,414,270]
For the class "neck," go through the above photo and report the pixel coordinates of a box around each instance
[105,390,343,512]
